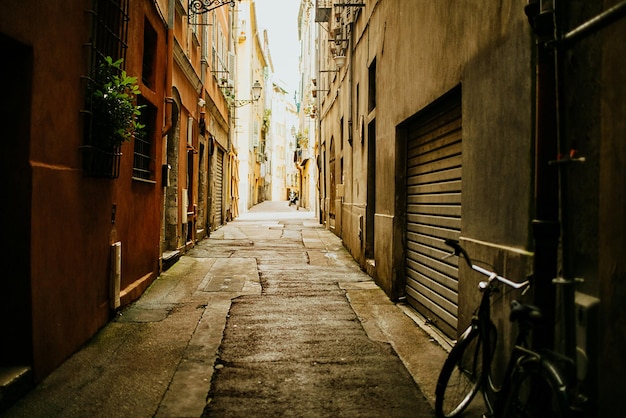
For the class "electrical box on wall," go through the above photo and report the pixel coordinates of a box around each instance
[575,291,599,382]
[336,183,344,197]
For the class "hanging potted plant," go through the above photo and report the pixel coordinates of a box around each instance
[91,56,144,149]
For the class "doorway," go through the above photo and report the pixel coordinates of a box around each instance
[1,33,34,370]
[329,138,336,230]
[404,89,462,338]
[164,92,180,252]
[365,120,376,259]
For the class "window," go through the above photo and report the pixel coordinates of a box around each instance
[82,0,130,178]
[340,116,344,150]
[91,0,129,64]
[133,98,156,180]
[252,120,260,148]
[211,21,229,76]
[142,18,157,89]
[368,58,376,112]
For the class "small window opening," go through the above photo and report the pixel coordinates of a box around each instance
[142,19,157,89]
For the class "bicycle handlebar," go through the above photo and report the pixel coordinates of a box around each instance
[444,239,530,290]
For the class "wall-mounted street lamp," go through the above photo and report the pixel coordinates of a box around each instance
[325,2,365,68]
[231,80,263,108]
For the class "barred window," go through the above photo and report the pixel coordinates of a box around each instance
[133,97,156,181]
[91,0,129,64]
[82,0,130,178]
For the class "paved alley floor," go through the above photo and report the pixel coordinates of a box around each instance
[201,211,431,417]
[3,201,460,417]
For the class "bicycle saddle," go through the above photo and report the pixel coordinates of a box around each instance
[509,300,543,324]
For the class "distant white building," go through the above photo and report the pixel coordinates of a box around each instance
[268,81,298,201]
[234,0,268,214]
[295,0,319,212]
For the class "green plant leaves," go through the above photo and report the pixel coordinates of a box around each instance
[90,56,144,148]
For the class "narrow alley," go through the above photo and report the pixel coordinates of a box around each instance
[3,201,451,417]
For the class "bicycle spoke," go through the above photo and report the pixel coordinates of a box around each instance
[436,329,483,417]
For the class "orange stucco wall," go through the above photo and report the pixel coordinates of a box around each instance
[1,0,167,381]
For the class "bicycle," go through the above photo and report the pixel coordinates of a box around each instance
[434,239,574,418]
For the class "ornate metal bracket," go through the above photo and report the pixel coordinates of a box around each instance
[188,0,235,22]
[231,99,258,108]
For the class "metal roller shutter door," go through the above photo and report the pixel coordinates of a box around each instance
[216,149,224,226]
[405,100,462,338]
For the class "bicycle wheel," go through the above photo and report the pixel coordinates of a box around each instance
[435,325,483,418]
[500,356,569,418]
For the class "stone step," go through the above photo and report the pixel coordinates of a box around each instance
[162,250,181,271]
[0,366,33,412]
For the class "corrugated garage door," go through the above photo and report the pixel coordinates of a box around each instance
[216,149,224,226]
[405,96,462,338]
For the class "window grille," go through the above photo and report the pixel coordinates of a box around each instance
[133,135,153,180]
[91,0,129,65]
[133,98,156,180]
[82,0,130,178]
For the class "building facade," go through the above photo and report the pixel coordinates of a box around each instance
[295,0,319,212]
[1,0,168,383]
[163,0,235,268]
[314,0,626,415]
[234,0,269,213]
[0,0,243,394]
[268,81,298,201]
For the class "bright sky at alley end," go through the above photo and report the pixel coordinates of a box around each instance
[253,0,301,96]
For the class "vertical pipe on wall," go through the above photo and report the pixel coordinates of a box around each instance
[551,0,580,364]
[525,0,560,350]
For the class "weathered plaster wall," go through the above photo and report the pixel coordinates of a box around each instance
[333,1,534,319]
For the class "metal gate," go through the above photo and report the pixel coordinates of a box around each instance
[216,149,224,226]
[405,96,462,338]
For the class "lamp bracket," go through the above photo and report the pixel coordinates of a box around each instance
[231,99,258,108]
[189,0,235,21]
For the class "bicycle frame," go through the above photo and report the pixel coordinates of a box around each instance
[438,240,573,418]
[443,239,532,416]
[472,275,533,416]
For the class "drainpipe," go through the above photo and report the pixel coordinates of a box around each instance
[525,0,560,350]
[162,0,175,137]
[562,1,626,46]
